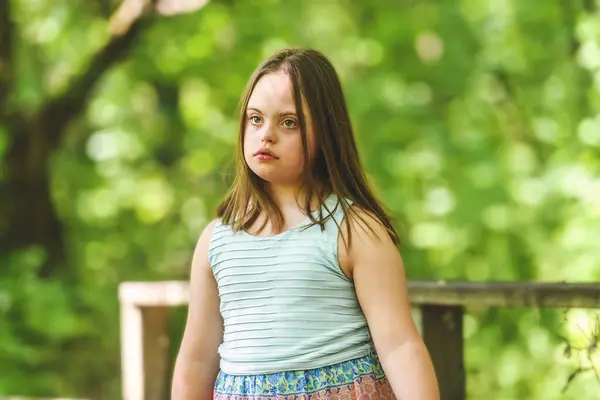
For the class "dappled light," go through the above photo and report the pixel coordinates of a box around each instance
[1,0,600,399]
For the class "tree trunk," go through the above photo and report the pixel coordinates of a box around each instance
[0,14,152,279]
[0,1,208,279]
[0,124,66,278]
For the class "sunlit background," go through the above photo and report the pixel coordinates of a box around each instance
[1,0,600,399]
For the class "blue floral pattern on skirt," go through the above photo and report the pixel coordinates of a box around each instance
[214,353,388,396]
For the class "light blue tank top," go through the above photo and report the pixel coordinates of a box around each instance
[208,195,374,375]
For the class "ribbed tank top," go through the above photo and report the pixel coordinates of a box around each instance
[208,195,374,375]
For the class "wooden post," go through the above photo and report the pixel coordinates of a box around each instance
[421,305,465,400]
[121,302,144,400]
[120,302,169,400]
[141,307,170,400]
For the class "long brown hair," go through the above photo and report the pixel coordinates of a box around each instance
[216,48,399,246]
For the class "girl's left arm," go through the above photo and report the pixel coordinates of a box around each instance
[345,209,440,400]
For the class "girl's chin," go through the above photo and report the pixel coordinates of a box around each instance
[252,170,300,187]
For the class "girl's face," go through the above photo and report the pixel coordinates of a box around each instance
[243,71,317,187]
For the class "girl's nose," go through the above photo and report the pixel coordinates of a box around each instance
[260,122,277,143]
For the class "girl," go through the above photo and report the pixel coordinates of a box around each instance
[172,48,439,399]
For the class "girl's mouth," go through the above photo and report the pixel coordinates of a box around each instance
[255,148,278,161]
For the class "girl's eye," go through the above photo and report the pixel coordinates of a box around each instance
[283,119,297,128]
[249,115,262,124]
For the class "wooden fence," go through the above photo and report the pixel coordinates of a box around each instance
[118,281,600,400]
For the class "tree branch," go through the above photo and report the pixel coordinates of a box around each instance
[36,0,210,146]
[38,14,154,147]
[0,0,15,123]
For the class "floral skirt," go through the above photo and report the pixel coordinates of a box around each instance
[213,353,395,399]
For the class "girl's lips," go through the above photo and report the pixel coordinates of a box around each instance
[254,148,278,160]
[256,153,277,161]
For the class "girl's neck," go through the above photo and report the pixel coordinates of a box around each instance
[266,183,323,213]
[267,184,304,210]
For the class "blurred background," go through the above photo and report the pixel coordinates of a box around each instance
[1,0,600,398]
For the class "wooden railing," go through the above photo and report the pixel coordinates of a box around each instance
[118,281,600,400]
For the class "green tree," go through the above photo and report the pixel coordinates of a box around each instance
[1,0,599,398]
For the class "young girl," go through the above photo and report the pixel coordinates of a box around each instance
[172,48,439,399]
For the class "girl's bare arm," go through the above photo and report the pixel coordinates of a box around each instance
[342,209,440,400]
[172,220,223,400]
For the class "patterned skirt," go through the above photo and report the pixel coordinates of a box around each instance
[213,353,395,399]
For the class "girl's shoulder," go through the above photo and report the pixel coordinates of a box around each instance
[338,201,396,253]
[337,204,399,278]
[200,218,220,239]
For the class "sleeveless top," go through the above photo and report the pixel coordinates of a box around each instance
[208,195,374,375]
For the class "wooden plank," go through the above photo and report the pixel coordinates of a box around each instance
[421,305,465,400]
[408,281,600,308]
[119,281,190,307]
[119,280,600,309]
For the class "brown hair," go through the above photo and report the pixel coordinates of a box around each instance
[216,47,399,246]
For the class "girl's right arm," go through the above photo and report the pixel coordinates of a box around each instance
[172,220,223,400]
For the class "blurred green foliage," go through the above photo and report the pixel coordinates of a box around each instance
[2,0,600,398]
